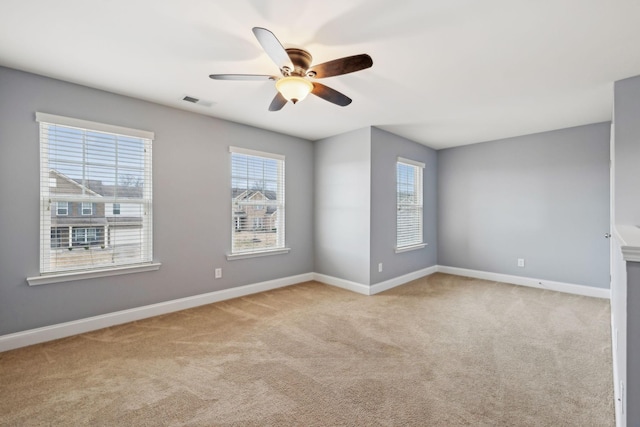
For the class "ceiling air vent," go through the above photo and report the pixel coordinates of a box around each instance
[181,95,213,107]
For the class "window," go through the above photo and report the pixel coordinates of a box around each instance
[113,203,120,215]
[37,112,154,276]
[396,157,425,251]
[50,227,68,248]
[56,201,68,216]
[230,146,286,257]
[72,227,101,246]
[81,202,93,215]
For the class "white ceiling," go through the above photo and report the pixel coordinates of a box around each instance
[1,0,639,149]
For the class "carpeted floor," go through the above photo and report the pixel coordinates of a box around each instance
[0,273,614,426]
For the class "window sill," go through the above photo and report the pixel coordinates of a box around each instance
[395,243,427,254]
[27,262,162,286]
[227,248,291,261]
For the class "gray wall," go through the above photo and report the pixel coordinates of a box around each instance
[613,74,640,426]
[313,127,438,286]
[0,66,314,336]
[0,63,615,339]
[314,128,371,285]
[614,75,640,225]
[627,261,640,425]
[438,123,610,288]
[370,127,437,284]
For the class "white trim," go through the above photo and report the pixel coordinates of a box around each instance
[81,202,93,216]
[395,243,427,253]
[226,248,291,261]
[313,266,438,296]
[2,272,313,352]
[229,149,285,256]
[396,160,424,249]
[229,145,285,161]
[312,273,370,295]
[370,265,438,295]
[611,312,625,427]
[35,112,154,140]
[621,246,640,263]
[27,262,162,286]
[614,225,640,262]
[39,118,154,276]
[437,266,610,299]
[397,157,425,169]
[56,201,68,216]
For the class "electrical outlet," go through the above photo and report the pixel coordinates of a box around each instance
[215,268,222,279]
[517,258,525,268]
[378,263,383,273]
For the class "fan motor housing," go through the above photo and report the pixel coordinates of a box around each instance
[285,48,313,75]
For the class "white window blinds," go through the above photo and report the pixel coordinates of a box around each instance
[230,146,285,255]
[37,113,154,275]
[396,157,424,249]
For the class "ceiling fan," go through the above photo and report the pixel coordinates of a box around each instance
[209,27,373,111]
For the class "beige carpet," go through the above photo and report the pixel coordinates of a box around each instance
[0,273,614,426]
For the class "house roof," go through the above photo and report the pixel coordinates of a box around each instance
[89,183,143,199]
[233,189,278,218]
[232,189,277,201]
[50,170,101,197]
[51,170,143,198]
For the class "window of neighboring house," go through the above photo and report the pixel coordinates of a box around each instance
[113,203,120,215]
[50,227,68,248]
[72,227,100,246]
[229,146,287,258]
[56,201,68,216]
[36,112,154,277]
[396,157,425,252]
[81,202,93,215]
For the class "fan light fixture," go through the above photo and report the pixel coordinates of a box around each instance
[209,27,373,111]
[276,76,313,104]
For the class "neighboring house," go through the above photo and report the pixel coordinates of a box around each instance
[49,170,106,248]
[49,170,142,248]
[232,189,278,232]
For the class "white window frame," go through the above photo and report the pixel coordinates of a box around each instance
[113,203,120,215]
[253,217,264,230]
[228,146,289,260]
[73,227,99,245]
[81,202,93,216]
[56,201,68,216]
[50,227,66,248]
[28,113,160,286]
[395,157,426,253]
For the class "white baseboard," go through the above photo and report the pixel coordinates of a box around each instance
[437,266,610,299]
[370,266,438,295]
[1,265,610,353]
[0,273,313,353]
[312,273,370,295]
[313,266,438,296]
